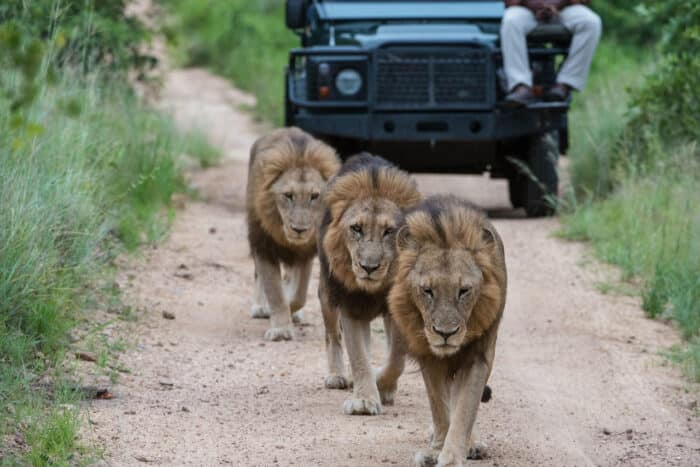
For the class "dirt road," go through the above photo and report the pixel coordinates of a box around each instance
[83,64,699,466]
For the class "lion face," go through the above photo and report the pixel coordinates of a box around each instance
[339,198,403,293]
[407,246,484,357]
[271,167,325,245]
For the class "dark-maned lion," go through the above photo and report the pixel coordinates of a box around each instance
[389,195,507,467]
[318,153,421,415]
[247,127,340,341]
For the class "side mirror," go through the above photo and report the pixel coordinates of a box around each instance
[286,0,307,29]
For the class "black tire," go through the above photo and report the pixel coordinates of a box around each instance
[508,172,526,209]
[507,131,559,217]
[285,0,307,29]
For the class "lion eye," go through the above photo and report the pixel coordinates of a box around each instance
[458,287,472,299]
[284,192,294,201]
[422,287,434,299]
[310,192,320,201]
[383,227,395,238]
[350,224,363,235]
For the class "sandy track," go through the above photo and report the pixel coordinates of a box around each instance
[83,66,699,466]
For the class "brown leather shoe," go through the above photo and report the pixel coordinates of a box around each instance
[545,83,570,102]
[504,85,536,108]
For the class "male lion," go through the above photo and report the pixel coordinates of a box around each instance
[389,195,507,467]
[246,127,340,341]
[318,153,421,415]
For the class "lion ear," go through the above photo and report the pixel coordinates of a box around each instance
[396,225,416,252]
[481,226,496,246]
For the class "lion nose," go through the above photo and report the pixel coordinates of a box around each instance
[291,226,308,235]
[360,263,379,274]
[433,326,460,340]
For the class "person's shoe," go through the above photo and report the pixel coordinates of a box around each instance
[545,83,571,102]
[504,85,536,108]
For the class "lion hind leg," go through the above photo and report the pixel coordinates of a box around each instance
[283,261,312,323]
[254,255,294,341]
[376,314,406,406]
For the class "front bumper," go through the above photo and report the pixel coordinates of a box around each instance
[292,103,568,142]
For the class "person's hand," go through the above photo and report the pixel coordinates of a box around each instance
[537,4,560,21]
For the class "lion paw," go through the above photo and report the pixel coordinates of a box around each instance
[413,449,439,467]
[263,326,294,341]
[291,309,305,324]
[375,369,398,405]
[436,450,464,467]
[342,397,382,416]
[468,441,488,460]
[324,374,350,390]
[250,304,270,319]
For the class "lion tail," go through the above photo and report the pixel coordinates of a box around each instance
[481,385,492,403]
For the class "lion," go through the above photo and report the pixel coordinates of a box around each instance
[246,127,340,341]
[388,195,507,467]
[318,153,422,415]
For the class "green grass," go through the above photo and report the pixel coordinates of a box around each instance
[0,73,218,464]
[566,41,649,198]
[162,0,296,124]
[562,40,700,381]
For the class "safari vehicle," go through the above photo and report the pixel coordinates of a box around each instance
[284,0,572,216]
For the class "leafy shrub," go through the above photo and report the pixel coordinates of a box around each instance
[0,0,152,73]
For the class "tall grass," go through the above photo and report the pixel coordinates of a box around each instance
[0,74,217,463]
[562,38,700,380]
[566,42,648,198]
[162,0,296,124]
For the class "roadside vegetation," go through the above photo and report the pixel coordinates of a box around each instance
[0,2,218,464]
[563,0,700,381]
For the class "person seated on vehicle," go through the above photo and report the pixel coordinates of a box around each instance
[502,0,602,106]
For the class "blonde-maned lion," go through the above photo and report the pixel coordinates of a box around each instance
[318,153,421,415]
[389,195,507,467]
[246,127,340,341]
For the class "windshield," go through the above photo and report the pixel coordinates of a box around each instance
[316,1,504,21]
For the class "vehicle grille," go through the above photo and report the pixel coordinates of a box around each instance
[376,47,490,108]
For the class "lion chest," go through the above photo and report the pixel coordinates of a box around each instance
[327,276,388,321]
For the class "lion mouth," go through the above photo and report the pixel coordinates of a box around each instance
[430,343,459,356]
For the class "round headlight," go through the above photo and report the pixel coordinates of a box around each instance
[335,69,363,96]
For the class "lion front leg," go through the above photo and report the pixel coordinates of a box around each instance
[319,278,349,389]
[250,267,270,319]
[413,362,450,467]
[340,312,381,415]
[436,361,490,467]
[283,260,312,324]
[254,254,294,341]
[375,314,406,406]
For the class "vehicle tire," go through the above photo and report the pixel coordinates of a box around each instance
[508,131,559,217]
[508,172,526,209]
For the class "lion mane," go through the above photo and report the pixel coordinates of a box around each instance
[246,127,340,264]
[389,195,507,363]
[320,153,422,293]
